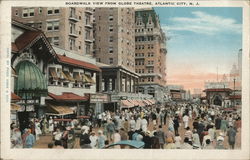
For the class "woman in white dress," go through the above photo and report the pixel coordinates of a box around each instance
[35,119,42,140]
[141,117,148,132]
[48,117,54,133]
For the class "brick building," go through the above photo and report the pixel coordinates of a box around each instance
[134,8,167,103]
[12,7,94,55]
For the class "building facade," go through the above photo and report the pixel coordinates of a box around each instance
[12,7,94,55]
[11,20,100,131]
[93,8,156,109]
[93,8,135,71]
[134,8,167,104]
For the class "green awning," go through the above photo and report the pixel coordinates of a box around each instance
[14,60,47,99]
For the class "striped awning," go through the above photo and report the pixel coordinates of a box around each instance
[49,68,59,80]
[128,100,140,106]
[11,103,22,111]
[121,100,134,108]
[63,71,75,82]
[148,99,155,105]
[143,100,152,105]
[136,100,145,107]
[73,72,82,82]
[47,104,74,116]
[82,74,95,84]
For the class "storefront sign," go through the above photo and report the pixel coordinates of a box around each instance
[20,99,40,104]
[90,94,109,103]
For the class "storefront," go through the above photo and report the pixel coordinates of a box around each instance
[89,93,110,114]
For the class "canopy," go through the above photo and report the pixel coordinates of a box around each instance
[14,60,47,99]
[121,100,134,108]
[143,100,151,105]
[47,104,74,116]
[136,100,145,107]
[82,74,95,84]
[11,103,22,111]
[49,68,59,80]
[128,100,140,106]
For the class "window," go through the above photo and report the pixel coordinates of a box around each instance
[15,10,18,16]
[22,8,34,17]
[85,29,91,39]
[79,27,82,35]
[148,77,154,82]
[148,68,154,73]
[53,37,59,46]
[109,47,113,53]
[70,23,76,34]
[109,15,113,21]
[54,8,60,14]
[109,36,113,42]
[47,8,53,14]
[69,38,75,50]
[109,58,113,64]
[109,25,113,32]
[79,41,82,50]
[85,14,91,25]
[70,8,76,17]
[47,21,59,31]
[85,44,91,54]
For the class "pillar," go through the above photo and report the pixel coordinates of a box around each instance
[125,74,128,92]
[116,70,120,92]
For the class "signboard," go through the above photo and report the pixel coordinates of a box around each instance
[19,99,40,104]
[90,94,109,103]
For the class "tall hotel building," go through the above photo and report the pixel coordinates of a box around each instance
[12,7,94,55]
[134,8,167,103]
[93,8,139,94]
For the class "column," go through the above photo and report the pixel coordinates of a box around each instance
[125,74,128,92]
[130,76,132,93]
[98,72,102,92]
[116,70,120,92]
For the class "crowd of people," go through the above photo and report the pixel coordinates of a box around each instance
[10,102,241,149]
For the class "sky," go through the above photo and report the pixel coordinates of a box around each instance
[154,7,242,92]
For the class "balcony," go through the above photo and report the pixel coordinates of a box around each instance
[69,14,79,22]
[135,56,145,59]
[85,23,93,29]
[69,31,78,38]
[85,8,93,14]
[85,38,93,43]
[146,64,154,67]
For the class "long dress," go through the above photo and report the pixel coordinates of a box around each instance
[141,119,148,132]
[35,122,42,140]
[48,119,54,132]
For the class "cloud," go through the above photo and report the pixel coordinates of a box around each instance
[165,11,242,35]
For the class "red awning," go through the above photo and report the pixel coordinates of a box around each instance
[143,100,151,105]
[48,92,88,101]
[203,88,232,92]
[11,92,21,101]
[57,55,101,72]
[229,95,241,99]
[128,100,140,106]
[136,100,145,107]
[121,100,134,108]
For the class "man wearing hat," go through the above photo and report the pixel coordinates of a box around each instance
[90,131,98,148]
